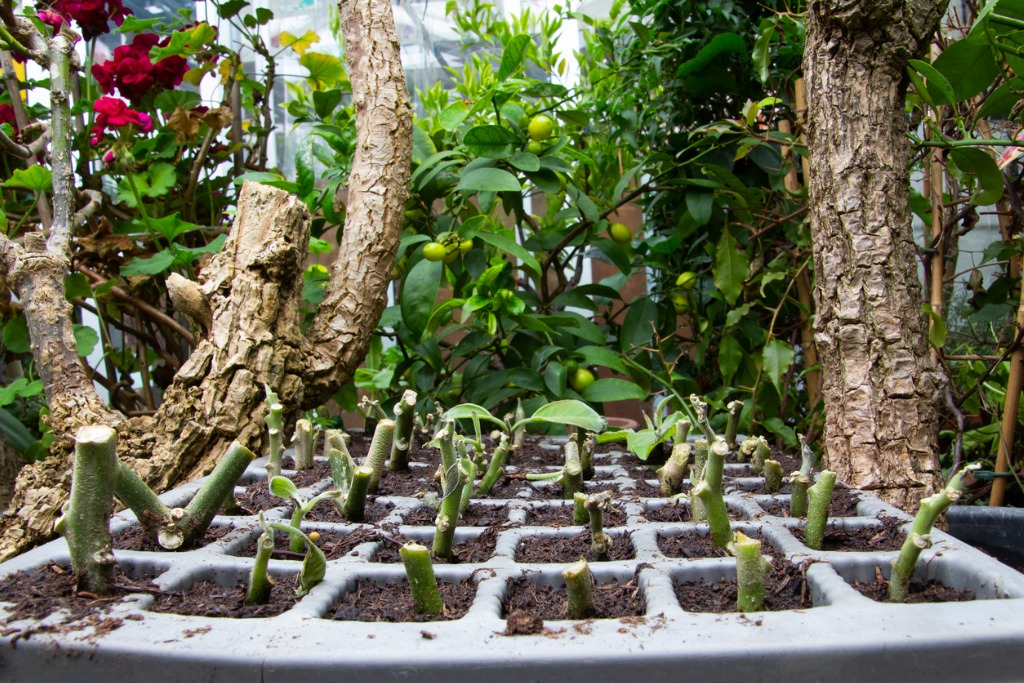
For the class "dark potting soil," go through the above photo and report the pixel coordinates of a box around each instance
[0,562,160,642]
[374,467,437,497]
[403,503,513,527]
[643,503,692,523]
[473,473,531,499]
[147,576,298,618]
[526,480,613,501]
[624,478,664,498]
[675,560,813,613]
[303,499,395,524]
[732,479,793,495]
[515,530,635,562]
[371,526,500,564]
[508,441,566,468]
[658,531,759,559]
[503,573,645,623]
[329,577,475,622]
[280,456,332,488]
[113,522,232,552]
[852,571,975,603]
[237,481,288,514]
[233,527,380,561]
[524,503,627,527]
[757,486,862,518]
[792,516,905,552]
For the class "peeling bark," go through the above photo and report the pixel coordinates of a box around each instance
[0,0,411,560]
[804,0,946,510]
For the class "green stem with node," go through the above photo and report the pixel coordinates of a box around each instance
[733,531,772,612]
[657,441,690,496]
[586,490,613,560]
[56,426,121,595]
[459,455,477,516]
[689,439,709,521]
[512,400,527,450]
[400,542,443,615]
[433,459,467,560]
[264,385,284,479]
[763,459,783,493]
[563,558,595,619]
[725,400,743,447]
[673,418,691,446]
[115,440,254,550]
[291,418,316,471]
[803,470,837,550]
[365,418,396,493]
[790,436,815,516]
[389,390,418,471]
[889,464,978,602]
[344,466,373,522]
[580,432,595,481]
[477,433,510,494]
[693,438,732,549]
[573,492,589,525]
[247,527,275,605]
[689,394,717,442]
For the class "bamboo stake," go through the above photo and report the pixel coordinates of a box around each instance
[990,254,1024,507]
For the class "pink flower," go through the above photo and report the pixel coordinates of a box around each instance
[91,33,188,103]
[47,0,130,40]
[37,10,65,31]
[90,96,152,144]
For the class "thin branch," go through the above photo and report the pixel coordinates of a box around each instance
[76,265,195,345]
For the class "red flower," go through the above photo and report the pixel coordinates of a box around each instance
[0,103,18,138]
[90,96,152,144]
[91,33,188,103]
[46,0,130,40]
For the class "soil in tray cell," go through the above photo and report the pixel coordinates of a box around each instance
[525,503,627,527]
[792,516,905,552]
[147,576,299,618]
[233,527,380,561]
[374,467,438,497]
[280,456,331,488]
[503,574,645,625]
[328,577,475,622]
[113,523,233,552]
[0,562,163,639]
[507,441,566,468]
[403,503,513,527]
[642,502,692,523]
[528,481,619,501]
[515,530,635,562]
[675,560,813,612]
[237,481,288,514]
[372,526,500,564]
[303,499,395,524]
[852,571,975,603]
[658,530,762,559]
[757,486,862,518]
[623,478,664,499]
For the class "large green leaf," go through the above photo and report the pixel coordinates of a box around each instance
[713,226,749,306]
[932,39,999,101]
[1,315,29,353]
[950,147,1005,205]
[581,378,647,402]
[72,324,99,357]
[456,167,521,193]
[439,101,470,132]
[907,59,956,107]
[401,258,443,340]
[2,166,52,193]
[620,296,657,352]
[149,22,218,61]
[300,52,344,90]
[676,33,746,77]
[475,230,541,278]
[762,338,795,395]
[718,334,742,386]
[120,249,176,276]
[514,399,607,433]
[444,403,505,428]
[575,346,628,374]
[462,125,517,159]
[498,34,531,81]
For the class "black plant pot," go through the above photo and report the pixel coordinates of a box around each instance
[946,505,1024,569]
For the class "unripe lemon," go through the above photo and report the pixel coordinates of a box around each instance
[569,367,596,392]
[423,242,446,262]
[459,238,473,254]
[675,271,698,290]
[608,222,632,243]
[528,114,556,142]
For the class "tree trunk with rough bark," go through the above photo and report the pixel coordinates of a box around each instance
[803,0,946,510]
[0,0,412,561]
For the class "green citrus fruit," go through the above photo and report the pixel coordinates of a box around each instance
[527,140,545,155]
[608,222,632,244]
[423,242,447,262]
[671,292,689,313]
[675,271,698,290]
[459,238,473,254]
[569,367,597,392]
[528,114,556,142]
